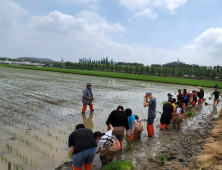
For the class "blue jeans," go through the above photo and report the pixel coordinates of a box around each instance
[147,117,155,125]
[73,147,97,168]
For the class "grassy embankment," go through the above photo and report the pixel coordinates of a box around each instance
[196,107,222,169]
[1,64,222,88]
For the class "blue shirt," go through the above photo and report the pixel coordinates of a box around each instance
[128,114,135,130]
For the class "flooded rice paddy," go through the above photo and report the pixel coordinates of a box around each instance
[0,67,221,170]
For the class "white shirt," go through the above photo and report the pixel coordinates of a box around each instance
[98,130,112,148]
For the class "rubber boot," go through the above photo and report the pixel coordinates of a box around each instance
[151,123,154,136]
[160,123,164,130]
[202,98,205,102]
[213,100,216,105]
[100,155,107,164]
[72,164,83,170]
[82,105,87,113]
[192,101,196,106]
[89,104,94,111]
[84,162,93,170]
[147,124,153,137]
[119,141,123,151]
[185,105,187,110]
[165,124,169,129]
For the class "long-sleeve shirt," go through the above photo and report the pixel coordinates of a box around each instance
[82,88,93,104]
[106,110,129,130]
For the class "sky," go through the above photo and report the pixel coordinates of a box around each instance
[0,0,222,66]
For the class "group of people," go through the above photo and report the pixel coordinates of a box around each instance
[160,86,221,130]
[68,83,221,170]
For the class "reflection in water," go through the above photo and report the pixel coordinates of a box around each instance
[82,111,94,130]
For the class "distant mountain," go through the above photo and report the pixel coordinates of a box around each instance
[16,57,57,62]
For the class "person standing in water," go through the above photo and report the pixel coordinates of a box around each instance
[212,88,220,105]
[82,83,94,114]
[144,91,156,137]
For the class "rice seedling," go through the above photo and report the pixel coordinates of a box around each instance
[186,107,192,111]
[161,101,167,105]
[158,155,165,166]
[195,107,200,110]
[205,102,209,106]
[186,112,197,117]
[103,160,134,170]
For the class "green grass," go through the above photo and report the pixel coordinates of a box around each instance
[103,160,135,170]
[1,65,222,88]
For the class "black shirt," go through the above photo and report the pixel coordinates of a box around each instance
[197,92,203,99]
[213,91,220,99]
[162,103,174,118]
[68,128,97,155]
[106,110,129,130]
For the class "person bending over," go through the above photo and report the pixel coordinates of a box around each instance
[173,101,186,129]
[106,106,129,150]
[160,99,175,130]
[68,124,97,170]
[133,115,143,139]
[125,108,135,142]
[94,124,120,164]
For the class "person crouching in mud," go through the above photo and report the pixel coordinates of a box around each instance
[133,115,143,139]
[82,83,94,114]
[144,91,156,137]
[94,124,120,164]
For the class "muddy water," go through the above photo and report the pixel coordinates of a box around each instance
[0,67,221,170]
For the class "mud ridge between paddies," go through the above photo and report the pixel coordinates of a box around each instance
[195,105,222,170]
[2,65,222,88]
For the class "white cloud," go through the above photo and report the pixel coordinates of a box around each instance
[28,10,125,39]
[72,0,99,3]
[0,0,27,28]
[133,8,158,19]
[1,0,221,67]
[119,0,187,18]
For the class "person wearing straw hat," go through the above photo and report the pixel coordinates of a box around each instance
[82,83,94,114]
[144,91,156,137]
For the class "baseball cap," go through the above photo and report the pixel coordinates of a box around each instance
[146,91,152,96]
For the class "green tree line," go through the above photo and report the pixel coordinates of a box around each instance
[64,61,222,80]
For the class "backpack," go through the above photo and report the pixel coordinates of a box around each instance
[184,93,188,101]
[100,135,117,148]
[180,107,184,114]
